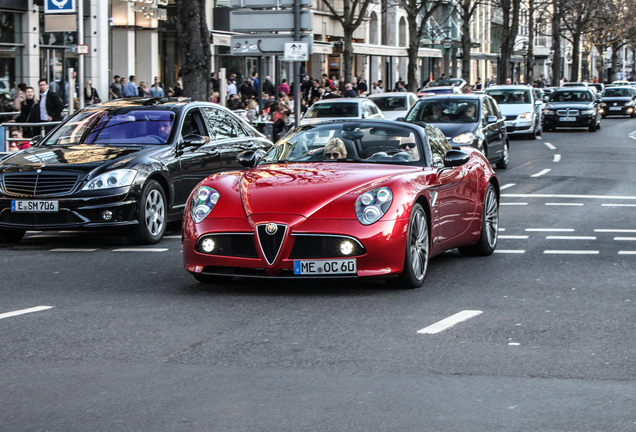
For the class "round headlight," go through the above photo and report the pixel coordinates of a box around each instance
[210,192,220,204]
[197,188,210,201]
[193,205,211,223]
[201,238,215,253]
[361,193,374,206]
[340,240,354,255]
[362,206,382,224]
[376,189,391,203]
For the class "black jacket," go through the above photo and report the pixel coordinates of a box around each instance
[262,80,275,97]
[15,99,40,138]
[43,91,65,121]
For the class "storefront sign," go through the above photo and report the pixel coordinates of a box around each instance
[45,0,76,13]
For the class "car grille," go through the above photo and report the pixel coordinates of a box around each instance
[289,234,366,259]
[0,209,83,227]
[505,115,517,121]
[556,109,579,116]
[2,171,81,197]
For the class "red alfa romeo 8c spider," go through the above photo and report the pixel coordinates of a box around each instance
[183,120,499,288]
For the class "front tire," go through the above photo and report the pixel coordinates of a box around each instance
[0,229,26,243]
[128,180,167,245]
[389,203,429,289]
[496,143,509,169]
[589,123,597,132]
[459,183,499,256]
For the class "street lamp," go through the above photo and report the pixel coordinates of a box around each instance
[521,41,528,83]
[443,37,452,77]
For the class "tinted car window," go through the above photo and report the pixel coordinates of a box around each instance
[481,99,492,120]
[370,96,407,111]
[201,107,239,139]
[304,102,359,118]
[603,88,632,97]
[485,89,531,104]
[550,91,593,102]
[407,99,479,123]
[426,124,452,167]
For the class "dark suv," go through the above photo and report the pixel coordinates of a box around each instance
[404,94,509,168]
[542,87,601,132]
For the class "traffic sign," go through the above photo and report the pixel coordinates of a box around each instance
[45,0,76,13]
[230,34,313,56]
[229,10,313,33]
[230,0,312,7]
[284,42,308,61]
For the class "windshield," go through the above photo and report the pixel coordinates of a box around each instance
[261,123,422,164]
[426,79,464,87]
[550,91,593,102]
[604,88,632,97]
[368,96,407,111]
[43,109,176,146]
[304,102,359,119]
[406,99,479,123]
[485,89,531,104]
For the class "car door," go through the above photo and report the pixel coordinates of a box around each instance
[482,97,505,161]
[426,125,476,243]
[200,106,259,169]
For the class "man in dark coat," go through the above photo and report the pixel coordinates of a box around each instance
[38,78,64,122]
[262,76,275,98]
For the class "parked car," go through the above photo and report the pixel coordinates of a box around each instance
[183,119,499,288]
[404,94,509,168]
[600,86,636,118]
[301,98,384,126]
[367,92,418,121]
[542,87,602,132]
[484,85,543,139]
[0,98,273,244]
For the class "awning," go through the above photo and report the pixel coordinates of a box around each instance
[352,43,442,58]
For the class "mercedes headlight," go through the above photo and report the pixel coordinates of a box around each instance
[82,169,137,191]
[580,109,595,115]
[355,187,392,225]
[452,133,476,144]
[518,112,533,120]
[544,109,555,115]
[190,186,220,223]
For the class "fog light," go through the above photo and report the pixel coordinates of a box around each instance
[201,238,215,253]
[102,210,113,221]
[340,240,354,255]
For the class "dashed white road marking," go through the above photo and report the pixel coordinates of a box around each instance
[553,154,561,162]
[526,228,575,232]
[113,248,169,252]
[546,236,597,240]
[503,193,636,200]
[163,235,181,239]
[501,203,528,206]
[545,142,557,150]
[544,250,599,255]
[500,183,516,190]
[494,249,526,254]
[602,203,636,207]
[614,237,636,241]
[498,228,506,231]
[618,251,636,255]
[595,229,636,233]
[499,235,529,239]
[417,310,483,334]
[629,131,636,140]
[50,248,98,252]
[531,169,551,177]
[545,203,583,206]
[0,306,54,320]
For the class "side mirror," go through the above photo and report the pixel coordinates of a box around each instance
[395,116,405,122]
[237,149,265,167]
[31,135,43,145]
[182,134,207,147]
[362,111,369,118]
[535,99,543,105]
[486,115,498,124]
[444,149,470,167]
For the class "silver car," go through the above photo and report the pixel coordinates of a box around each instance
[301,98,384,126]
[485,85,543,140]
[367,92,419,121]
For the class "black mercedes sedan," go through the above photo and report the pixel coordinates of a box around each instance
[600,87,636,118]
[404,94,509,169]
[0,98,272,244]
[542,87,602,132]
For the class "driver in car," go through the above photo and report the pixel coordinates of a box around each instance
[324,137,347,160]
[157,120,172,142]
[399,135,420,161]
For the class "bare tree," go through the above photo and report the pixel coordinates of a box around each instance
[561,0,599,82]
[492,0,523,84]
[322,0,373,84]
[175,0,211,101]
[452,0,484,84]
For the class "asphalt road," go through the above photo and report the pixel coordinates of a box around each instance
[2,118,636,431]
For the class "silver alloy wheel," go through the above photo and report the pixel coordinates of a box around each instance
[144,189,165,236]
[409,208,429,280]
[501,144,509,165]
[484,186,499,248]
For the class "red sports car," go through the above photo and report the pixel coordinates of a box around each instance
[183,120,500,288]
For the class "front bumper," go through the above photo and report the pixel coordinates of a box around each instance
[183,215,410,279]
[504,119,534,134]
[601,106,634,116]
[543,115,595,128]
[0,188,140,230]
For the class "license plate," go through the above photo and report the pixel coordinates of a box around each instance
[559,117,576,121]
[294,258,357,275]
[11,200,59,213]
[609,107,622,111]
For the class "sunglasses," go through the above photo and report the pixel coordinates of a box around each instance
[400,143,416,149]
[325,152,341,159]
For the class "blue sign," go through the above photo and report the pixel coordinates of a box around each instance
[45,0,76,13]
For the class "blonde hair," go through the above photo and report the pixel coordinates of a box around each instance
[324,137,347,158]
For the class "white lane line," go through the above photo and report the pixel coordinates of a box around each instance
[629,131,636,140]
[163,235,181,239]
[503,193,636,200]
[545,203,583,206]
[544,250,599,255]
[500,183,516,190]
[501,203,528,206]
[595,229,636,233]
[526,228,575,232]
[498,228,506,231]
[618,251,636,255]
[553,154,561,162]
[546,236,597,240]
[499,235,529,239]
[417,310,483,334]
[494,249,526,254]
[50,248,98,252]
[545,142,556,150]
[614,237,636,241]
[602,203,636,207]
[531,169,551,177]
[113,248,169,252]
[0,306,54,320]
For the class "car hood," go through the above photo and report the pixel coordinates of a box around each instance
[0,144,150,172]
[602,97,633,103]
[381,110,409,121]
[239,163,419,218]
[428,122,478,139]
[546,102,594,109]
[495,104,534,115]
